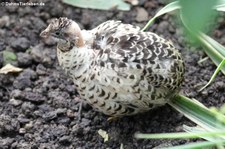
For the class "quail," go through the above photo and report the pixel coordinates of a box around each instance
[40,17,184,117]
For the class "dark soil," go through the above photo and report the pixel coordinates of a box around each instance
[0,0,225,148]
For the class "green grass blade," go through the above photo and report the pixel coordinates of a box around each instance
[183,125,225,145]
[216,4,225,11]
[169,95,225,148]
[120,143,124,149]
[201,33,225,58]
[215,0,225,11]
[142,1,180,31]
[183,125,225,149]
[169,95,225,131]
[164,140,225,149]
[136,94,225,143]
[197,33,225,75]
[135,131,225,139]
[199,58,225,91]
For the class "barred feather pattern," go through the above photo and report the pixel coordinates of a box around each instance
[57,20,184,116]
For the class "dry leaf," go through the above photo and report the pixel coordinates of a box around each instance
[0,64,23,74]
[98,129,109,142]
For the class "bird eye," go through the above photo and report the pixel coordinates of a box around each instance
[55,31,60,35]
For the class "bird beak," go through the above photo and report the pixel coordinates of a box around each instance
[40,30,49,38]
[40,24,53,38]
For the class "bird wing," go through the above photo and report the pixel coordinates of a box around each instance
[90,20,184,96]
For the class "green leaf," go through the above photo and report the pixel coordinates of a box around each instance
[180,14,225,75]
[136,94,225,144]
[63,0,130,11]
[183,125,225,148]
[179,0,218,33]
[200,33,225,58]
[164,140,225,149]
[197,33,225,75]
[169,95,225,132]
[3,50,17,65]
[142,1,181,31]
[199,58,225,91]
[135,131,225,139]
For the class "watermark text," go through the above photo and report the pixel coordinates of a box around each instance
[1,2,45,7]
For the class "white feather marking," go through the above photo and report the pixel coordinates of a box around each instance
[98,37,108,49]
[81,30,94,47]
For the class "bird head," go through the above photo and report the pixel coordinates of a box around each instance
[40,17,84,48]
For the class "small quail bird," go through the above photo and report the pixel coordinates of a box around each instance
[40,17,184,117]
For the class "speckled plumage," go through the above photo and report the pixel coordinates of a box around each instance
[40,18,184,116]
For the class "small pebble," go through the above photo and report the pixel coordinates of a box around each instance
[10,89,22,99]
[0,40,5,51]
[9,98,22,106]
[19,128,26,134]
[0,16,10,28]
[72,124,84,137]
[24,121,33,129]
[56,108,67,115]
[23,91,46,103]
[21,102,36,114]
[17,52,32,67]
[0,137,14,148]
[67,109,75,118]
[13,77,32,90]
[36,64,47,75]
[59,136,71,145]
[31,45,44,63]
[43,111,58,121]
[17,115,30,124]
[135,7,148,22]
[57,117,71,125]
[11,37,30,52]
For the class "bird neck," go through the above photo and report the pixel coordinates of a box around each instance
[67,21,85,48]
[75,31,84,48]
[80,30,95,47]
[57,46,94,79]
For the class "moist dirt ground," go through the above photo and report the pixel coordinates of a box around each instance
[0,0,225,148]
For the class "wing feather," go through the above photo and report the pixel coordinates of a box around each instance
[88,21,184,109]
[91,21,183,91]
